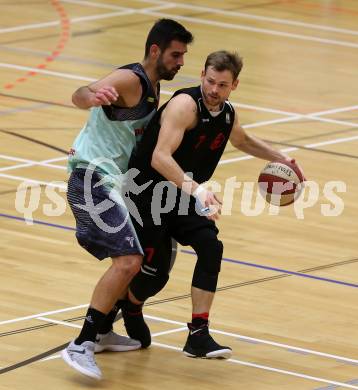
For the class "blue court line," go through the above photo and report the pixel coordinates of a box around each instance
[0,213,75,231]
[313,379,358,390]
[1,212,357,288]
[180,250,358,288]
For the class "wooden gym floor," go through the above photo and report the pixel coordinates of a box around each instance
[0,1,357,389]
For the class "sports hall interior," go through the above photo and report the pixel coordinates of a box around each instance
[0,0,357,389]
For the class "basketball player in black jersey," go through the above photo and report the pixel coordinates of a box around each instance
[125,50,302,358]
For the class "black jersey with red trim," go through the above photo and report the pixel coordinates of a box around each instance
[129,85,235,185]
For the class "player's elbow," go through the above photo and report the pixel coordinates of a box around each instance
[231,131,249,150]
[151,149,162,170]
[151,148,167,173]
[72,87,91,109]
[230,136,244,150]
[72,92,85,109]
[72,93,80,107]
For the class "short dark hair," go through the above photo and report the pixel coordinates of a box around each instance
[145,19,194,57]
[204,51,243,80]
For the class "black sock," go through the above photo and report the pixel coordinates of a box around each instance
[75,307,106,345]
[122,300,151,348]
[124,300,144,315]
[191,314,209,328]
[97,300,124,335]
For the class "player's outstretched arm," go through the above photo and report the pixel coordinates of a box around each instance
[229,112,291,163]
[71,69,140,109]
[229,113,306,178]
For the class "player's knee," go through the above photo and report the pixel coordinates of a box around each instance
[129,270,169,302]
[191,238,223,292]
[195,238,223,274]
[112,254,142,278]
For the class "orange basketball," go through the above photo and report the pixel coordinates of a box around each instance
[258,160,305,206]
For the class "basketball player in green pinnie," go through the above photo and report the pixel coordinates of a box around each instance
[62,19,193,380]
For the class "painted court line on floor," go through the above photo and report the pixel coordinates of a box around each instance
[137,0,358,36]
[17,314,358,389]
[2,302,357,364]
[18,315,358,389]
[1,61,357,129]
[0,211,356,291]
[62,0,358,48]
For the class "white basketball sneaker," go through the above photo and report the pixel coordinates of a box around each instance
[94,330,141,352]
[61,340,102,380]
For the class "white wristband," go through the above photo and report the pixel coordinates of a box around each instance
[193,185,210,213]
[193,185,206,198]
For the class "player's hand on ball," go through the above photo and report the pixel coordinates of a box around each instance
[288,158,306,181]
[277,157,306,181]
[258,159,305,206]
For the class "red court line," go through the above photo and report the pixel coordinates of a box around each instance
[3,0,70,90]
[290,0,358,16]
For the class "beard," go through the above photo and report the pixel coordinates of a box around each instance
[202,88,223,109]
[156,56,180,80]
[202,89,218,103]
